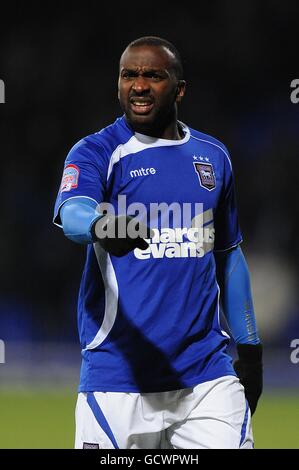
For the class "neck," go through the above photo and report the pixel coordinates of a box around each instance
[126,109,183,140]
[159,122,183,140]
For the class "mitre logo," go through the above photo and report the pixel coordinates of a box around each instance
[130,167,156,178]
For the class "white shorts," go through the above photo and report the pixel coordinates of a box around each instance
[75,375,253,449]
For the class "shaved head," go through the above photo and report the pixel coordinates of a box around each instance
[118,37,186,139]
[121,36,184,80]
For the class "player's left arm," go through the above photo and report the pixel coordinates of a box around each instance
[215,245,263,415]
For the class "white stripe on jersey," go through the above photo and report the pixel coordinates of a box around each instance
[83,243,119,350]
[215,283,231,340]
[107,122,191,180]
[190,135,233,171]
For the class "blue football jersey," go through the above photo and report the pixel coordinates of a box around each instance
[53,116,242,393]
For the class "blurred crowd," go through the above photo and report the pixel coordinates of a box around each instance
[0,1,298,345]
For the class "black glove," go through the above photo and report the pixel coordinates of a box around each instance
[91,214,154,257]
[233,343,263,416]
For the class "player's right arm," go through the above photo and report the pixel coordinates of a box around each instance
[59,198,152,256]
[53,137,106,228]
[53,138,152,256]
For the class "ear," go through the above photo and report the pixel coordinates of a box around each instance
[117,75,122,101]
[176,80,186,103]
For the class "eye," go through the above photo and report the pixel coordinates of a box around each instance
[121,70,137,80]
[145,72,163,81]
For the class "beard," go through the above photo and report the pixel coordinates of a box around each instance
[121,101,178,138]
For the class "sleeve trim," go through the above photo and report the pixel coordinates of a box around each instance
[53,195,99,228]
[190,134,233,171]
[214,238,243,253]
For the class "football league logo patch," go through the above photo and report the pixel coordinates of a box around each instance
[194,162,216,191]
[60,164,79,192]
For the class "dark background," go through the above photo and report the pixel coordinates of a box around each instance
[0,0,298,347]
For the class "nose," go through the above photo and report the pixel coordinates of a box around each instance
[132,75,150,94]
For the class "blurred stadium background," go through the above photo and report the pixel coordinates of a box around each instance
[0,1,298,448]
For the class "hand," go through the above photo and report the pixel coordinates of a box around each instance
[233,343,263,416]
[91,214,154,257]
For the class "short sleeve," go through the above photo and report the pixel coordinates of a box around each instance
[53,138,108,226]
[214,152,242,252]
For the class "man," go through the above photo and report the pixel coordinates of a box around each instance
[53,36,263,449]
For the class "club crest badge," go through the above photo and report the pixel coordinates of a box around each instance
[194,162,216,191]
[83,442,100,449]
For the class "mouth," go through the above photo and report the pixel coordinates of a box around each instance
[129,98,154,115]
